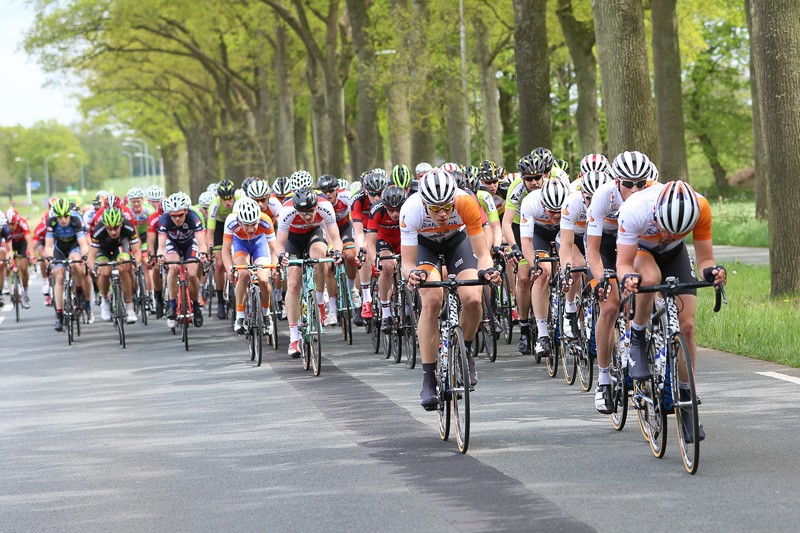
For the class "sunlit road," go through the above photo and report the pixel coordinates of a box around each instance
[1,276,798,532]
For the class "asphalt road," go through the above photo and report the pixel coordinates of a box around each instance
[1,275,798,532]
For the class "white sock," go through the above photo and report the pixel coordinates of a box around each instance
[381,301,391,318]
[565,299,577,313]
[347,277,355,291]
[289,324,299,342]
[237,310,245,319]
[361,284,371,303]
[126,302,134,312]
[598,366,611,385]
[328,296,337,313]
[536,318,548,338]
[262,306,270,317]
[316,291,325,305]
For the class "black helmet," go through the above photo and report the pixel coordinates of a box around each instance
[217,179,235,198]
[531,147,554,173]
[317,174,338,192]
[292,187,319,212]
[517,154,538,175]
[381,185,406,209]
[478,160,500,181]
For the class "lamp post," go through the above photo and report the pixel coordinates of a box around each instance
[122,151,135,178]
[44,153,60,197]
[156,145,165,188]
[14,156,32,205]
[135,152,157,184]
[123,137,152,177]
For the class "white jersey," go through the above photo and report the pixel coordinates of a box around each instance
[519,189,560,238]
[276,199,337,234]
[267,196,283,219]
[560,191,587,235]
[586,180,627,237]
[399,190,484,246]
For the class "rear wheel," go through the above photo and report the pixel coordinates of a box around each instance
[436,350,451,442]
[181,289,189,351]
[671,333,700,474]
[13,271,21,322]
[391,289,402,364]
[337,270,353,345]
[546,283,560,377]
[635,338,666,457]
[500,272,513,345]
[401,287,417,369]
[269,291,280,350]
[251,288,263,367]
[450,327,470,454]
[137,267,148,326]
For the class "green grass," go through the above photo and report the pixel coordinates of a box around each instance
[696,262,800,367]
[707,199,769,247]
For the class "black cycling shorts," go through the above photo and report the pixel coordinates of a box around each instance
[638,241,698,296]
[285,227,328,258]
[416,231,478,276]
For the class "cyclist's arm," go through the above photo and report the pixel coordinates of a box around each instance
[560,228,576,269]
[615,243,638,290]
[585,235,605,285]
[87,245,99,271]
[325,222,343,253]
[156,233,167,258]
[692,239,716,275]
[79,234,90,257]
[131,240,143,265]
[521,232,537,266]
[365,231,378,261]
[469,232,494,271]
[274,230,288,259]
[221,238,234,274]
[400,244,418,280]
[196,230,208,256]
[43,236,53,259]
[501,207,516,246]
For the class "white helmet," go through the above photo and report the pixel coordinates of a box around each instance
[418,169,457,206]
[127,187,145,199]
[290,170,313,190]
[541,178,569,211]
[206,183,219,195]
[415,162,433,177]
[440,162,460,174]
[236,197,262,225]
[650,162,660,183]
[198,191,214,207]
[160,196,174,213]
[247,179,270,199]
[611,151,652,181]
[337,178,348,190]
[580,154,610,175]
[146,185,164,201]
[655,181,700,235]
[167,192,191,212]
[580,171,611,196]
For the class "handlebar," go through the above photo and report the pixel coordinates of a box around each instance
[630,277,726,317]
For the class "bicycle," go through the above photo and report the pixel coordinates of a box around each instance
[374,253,409,364]
[133,263,149,326]
[492,249,515,345]
[630,276,726,474]
[2,254,25,322]
[286,256,334,376]
[368,265,383,356]
[96,259,137,349]
[334,262,353,345]
[417,274,489,454]
[202,256,216,318]
[48,257,87,346]
[233,263,279,366]
[161,257,202,351]
[560,264,596,390]
[532,254,562,372]
[474,286,498,363]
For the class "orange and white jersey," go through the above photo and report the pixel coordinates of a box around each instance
[399,189,483,246]
[519,189,560,236]
[223,212,277,242]
[617,184,712,253]
[560,190,588,235]
[267,195,284,219]
[276,199,337,234]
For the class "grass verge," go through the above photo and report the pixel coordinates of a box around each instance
[696,262,799,367]
[708,199,769,247]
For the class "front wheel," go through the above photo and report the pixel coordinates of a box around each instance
[672,333,700,474]
[401,287,417,369]
[181,290,189,351]
[450,327,470,454]
[609,322,629,431]
[13,273,21,322]
[309,295,322,376]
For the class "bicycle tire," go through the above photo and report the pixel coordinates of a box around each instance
[401,287,417,369]
[671,332,700,474]
[450,326,470,453]
[609,319,629,431]
[64,281,74,346]
[13,271,20,322]
[337,270,353,345]
[500,272,514,344]
[269,292,279,350]
[247,287,256,362]
[252,287,263,366]
[301,296,311,371]
[138,267,148,326]
[370,312,382,355]
[181,288,189,351]
[228,278,236,330]
[437,349,451,443]
[636,338,666,457]
[114,280,126,349]
[205,273,214,319]
[577,291,595,391]
[546,281,560,377]
[481,293,497,362]
[309,294,322,376]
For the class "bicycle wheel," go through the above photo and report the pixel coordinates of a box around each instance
[269,292,279,350]
[247,289,256,362]
[252,287,263,366]
[481,298,497,364]
[181,288,189,351]
[609,320,629,431]
[337,270,352,345]
[370,312,382,355]
[436,350,451,442]
[114,282,126,349]
[300,298,311,371]
[450,326,470,454]
[545,283,560,377]
[13,271,20,322]
[137,268,148,326]
[309,294,322,376]
[401,287,417,369]
[205,273,214,319]
[500,272,514,345]
[671,333,700,474]
[64,282,74,345]
[228,279,236,330]
[635,339,666,457]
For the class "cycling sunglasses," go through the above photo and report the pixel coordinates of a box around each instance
[481,179,499,185]
[522,174,544,182]
[619,179,648,189]
[426,202,454,213]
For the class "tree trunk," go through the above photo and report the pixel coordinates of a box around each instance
[557,0,600,156]
[346,0,378,176]
[274,23,296,177]
[474,18,503,161]
[592,0,659,164]
[294,108,311,173]
[445,39,470,164]
[751,0,800,295]
[651,0,688,180]
[409,0,435,165]
[321,1,347,178]
[498,82,515,167]
[745,0,768,220]
[306,60,329,176]
[386,0,411,166]
[513,0,551,153]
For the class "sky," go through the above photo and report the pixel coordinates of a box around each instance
[0,0,82,127]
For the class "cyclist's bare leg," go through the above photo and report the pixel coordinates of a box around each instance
[630,252,659,326]
[213,250,226,296]
[234,256,249,311]
[417,267,443,365]
[517,262,532,321]
[531,261,551,322]
[120,262,134,302]
[166,252,180,300]
[187,262,200,300]
[676,293,698,378]
[456,268,482,341]
[19,256,30,289]
[378,253,395,303]
[595,285,620,370]
[96,265,111,297]
[53,267,65,311]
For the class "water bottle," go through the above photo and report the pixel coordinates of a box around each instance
[654,343,667,381]
[619,327,631,367]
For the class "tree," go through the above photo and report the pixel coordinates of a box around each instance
[513,0,551,153]
[592,0,658,162]
[745,0,767,219]
[556,0,599,156]
[346,0,380,173]
[751,0,800,296]
[651,0,688,181]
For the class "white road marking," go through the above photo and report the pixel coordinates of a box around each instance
[756,371,800,385]
[0,305,12,313]
[0,317,5,325]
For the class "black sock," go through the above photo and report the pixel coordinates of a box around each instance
[216,290,223,300]
[155,290,163,304]
[520,321,530,334]
[464,339,473,354]
[422,362,436,377]
[193,301,200,311]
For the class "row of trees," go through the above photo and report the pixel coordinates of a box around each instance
[18,0,799,294]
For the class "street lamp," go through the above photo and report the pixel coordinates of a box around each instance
[135,152,157,182]
[13,156,33,205]
[44,153,60,197]
[123,137,152,177]
[121,151,135,178]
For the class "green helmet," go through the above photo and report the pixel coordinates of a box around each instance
[553,158,570,176]
[102,207,123,227]
[53,198,71,218]
[391,164,412,189]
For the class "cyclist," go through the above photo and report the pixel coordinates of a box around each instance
[0,213,10,307]
[365,185,406,333]
[502,151,552,355]
[207,179,239,319]
[44,198,91,331]
[146,185,164,212]
[617,180,726,442]
[391,164,413,192]
[351,170,388,325]
[196,191,215,221]
[156,192,208,329]
[88,207,142,324]
[586,150,656,413]
[559,171,611,339]
[91,193,134,233]
[83,195,101,228]
[274,187,344,358]
[127,188,155,293]
[2,209,36,308]
[268,177,291,219]
[414,162,433,180]
[465,166,503,253]
[318,174,359,325]
[221,197,278,334]
[520,178,570,359]
[402,169,500,409]
[580,153,611,176]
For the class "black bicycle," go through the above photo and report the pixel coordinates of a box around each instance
[49,257,87,346]
[533,254,561,371]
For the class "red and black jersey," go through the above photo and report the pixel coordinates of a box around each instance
[366,202,400,250]
[350,190,373,224]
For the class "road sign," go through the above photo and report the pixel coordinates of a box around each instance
[30,181,41,190]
